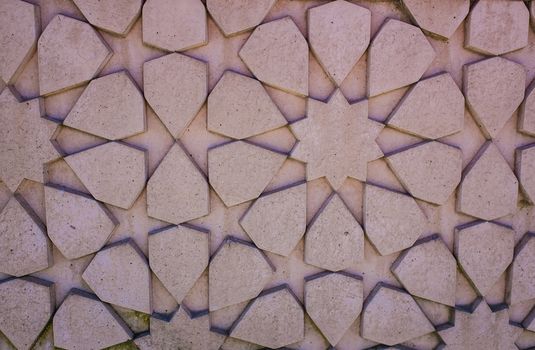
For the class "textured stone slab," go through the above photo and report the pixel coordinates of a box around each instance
[82,239,151,313]
[308,0,370,86]
[64,142,147,210]
[239,17,308,96]
[305,193,364,271]
[367,18,435,97]
[0,277,54,350]
[387,73,464,140]
[230,285,304,348]
[148,224,208,303]
[519,81,535,137]
[73,0,142,36]
[144,53,207,139]
[209,236,274,311]
[207,71,287,139]
[464,57,526,139]
[142,0,207,52]
[364,184,428,256]
[44,184,118,260]
[207,0,276,37]
[457,142,518,221]
[523,306,535,332]
[0,0,39,84]
[147,143,209,224]
[465,0,529,56]
[516,144,535,204]
[402,0,469,39]
[291,90,383,189]
[385,141,462,205]
[507,232,535,305]
[392,234,456,306]
[304,272,363,346]
[38,14,112,96]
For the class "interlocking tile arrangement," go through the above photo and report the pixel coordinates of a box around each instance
[1,0,535,349]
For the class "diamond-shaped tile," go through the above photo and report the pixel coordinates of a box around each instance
[207,0,276,37]
[402,0,469,39]
[73,0,142,36]
[516,144,535,204]
[507,232,535,305]
[519,80,535,137]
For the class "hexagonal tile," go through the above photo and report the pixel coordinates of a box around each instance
[402,0,469,39]
[516,143,535,204]
[519,80,535,137]
[507,232,535,305]
[73,0,142,36]
[207,0,276,37]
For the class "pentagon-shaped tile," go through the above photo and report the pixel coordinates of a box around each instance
[402,0,469,39]
[507,232,535,305]
[38,15,112,96]
[73,0,142,36]
[64,142,147,210]
[519,80,535,137]
[82,239,151,313]
[516,144,535,204]
[367,18,435,97]
[239,17,308,96]
[207,0,276,37]
[464,57,526,139]
[144,53,207,139]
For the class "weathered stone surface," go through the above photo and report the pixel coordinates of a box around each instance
[367,18,435,97]
[305,193,364,271]
[207,0,276,37]
[291,89,383,189]
[207,71,287,139]
[208,141,286,207]
[38,14,112,96]
[144,53,207,139]
[364,184,428,256]
[392,234,456,306]
[0,0,39,84]
[519,80,535,137]
[82,239,152,314]
[465,0,529,56]
[239,17,308,96]
[44,184,118,260]
[308,0,370,86]
[53,289,133,349]
[507,232,535,305]
[142,0,207,52]
[64,142,147,210]
[230,285,304,348]
[455,221,514,296]
[147,143,209,224]
[402,0,469,39]
[304,272,363,346]
[361,283,434,346]
[385,141,462,205]
[387,73,464,140]
[0,277,54,350]
[73,0,142,36]
[240,182,306,256]
[523,306,535,332]
[209,236,274,311]
[457,142,518,221]
[464,57,526,139]
[517,144,535,204]
[148,224,209,304]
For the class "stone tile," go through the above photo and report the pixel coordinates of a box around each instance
[532,1,535,31]
[0,195,51,276]
[148,224,208,304]
[387,73,464,140]
[464,57,526,139]
[361,283,434,346]
[0,277,54,350]
[230,285,304,348]
[291,89,383,189]
[523,306,535,332]
[63,71,145,140]
[465,0,529,56]
[519,80,535,137]
[304,272,363,346]
[82,239,151,314]
[53,289,133,349]
[0,0,39,84]
[392,234,457,306]
[239,182,306,256]
[367,18,435,97]
[455,221,514,296]
[38,14,112,96]
[239,17,308,96]
[385,141,462,205]
[305,193,364,271]
[147,143,209,224]
[308,0,370,86]
[44,184,118,260]
[516,144,535,204]
[402,0,469,39]
[507,232,535,305]
[64,142,147,210]
[207,71,287,139]
[0,88,60,192]
[207,0,276,37]
[457,142,518,221]
[363,184,428,256]
[72,0,142,36]
[142,0,207,52]
[209,236,274,311]
[144,53,207,139]
[208,141,286,207]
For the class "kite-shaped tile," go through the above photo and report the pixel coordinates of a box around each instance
[402,0,469,39]
[507,232,535,305]
[72,0,142,36]
[207,0,276,37]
